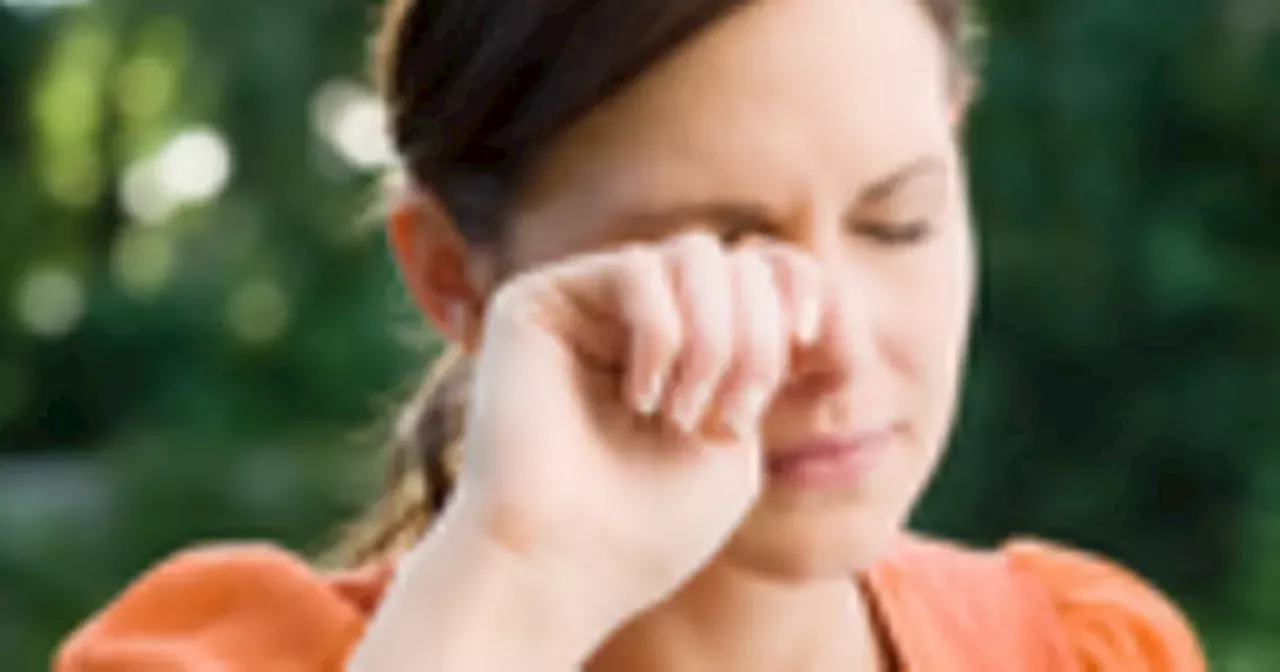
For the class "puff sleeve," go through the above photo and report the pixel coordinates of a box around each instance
[54,544,392,672]
[1003,539,1207,672]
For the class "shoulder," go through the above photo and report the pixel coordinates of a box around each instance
[999,537,1206,671]
[869,535,1206,671]
[55,543,396,671]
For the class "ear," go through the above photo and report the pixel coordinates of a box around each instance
[386,182,490,351]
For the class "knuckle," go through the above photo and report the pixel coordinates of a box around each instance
[675,228,720,249]
[489,274,535,318]
[619,246,662,295]
[612,244,654,283]
[621,242,657,268]
[673,230,724,267]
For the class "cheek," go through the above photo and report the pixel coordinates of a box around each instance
[883,228,975,409]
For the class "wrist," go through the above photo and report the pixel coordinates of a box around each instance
[351,500,619,671]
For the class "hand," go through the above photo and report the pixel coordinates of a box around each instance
[447,232,824,635]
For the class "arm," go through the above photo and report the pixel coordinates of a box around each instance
[348,506,615,672]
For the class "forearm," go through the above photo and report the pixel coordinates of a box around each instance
[347,506,609,672]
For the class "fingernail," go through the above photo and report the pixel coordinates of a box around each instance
[728,386,768,438]
[636,371,664,415]
[673,382,713,433]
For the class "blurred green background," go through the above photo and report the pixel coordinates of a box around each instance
[0,0,1276,669]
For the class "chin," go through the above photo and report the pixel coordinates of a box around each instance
[719,493,910,581]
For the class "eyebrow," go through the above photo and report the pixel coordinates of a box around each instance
[619,154,948,230]
[621,201,772,231]
[859,154,947,205]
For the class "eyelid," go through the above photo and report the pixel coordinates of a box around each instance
[852,218,932,244]
[850,169,949,231]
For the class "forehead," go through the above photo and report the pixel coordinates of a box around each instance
[511,0,954,262]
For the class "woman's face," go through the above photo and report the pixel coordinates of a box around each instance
[503,0,973,576]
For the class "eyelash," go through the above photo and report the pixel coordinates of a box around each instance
[717,219,934,247]
[855,219,933,247]
[720,227,760,246]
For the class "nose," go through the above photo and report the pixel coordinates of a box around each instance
[780,242,876,404]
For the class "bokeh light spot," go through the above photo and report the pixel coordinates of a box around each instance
[14,266,87,338]
[312,80,393,170]
[111,227,176,299]
[226,280,291,346]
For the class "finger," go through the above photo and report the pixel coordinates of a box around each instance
[662,232,733,434]
[517,247,643,366]
[617,247,682,415]
[715,249,787,438]
[754,243,822,347]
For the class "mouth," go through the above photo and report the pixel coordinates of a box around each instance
[764,427,896,490]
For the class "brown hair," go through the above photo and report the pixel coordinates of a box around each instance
[332,0,972,566]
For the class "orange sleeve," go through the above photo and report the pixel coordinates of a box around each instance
[1003,540,1207,672]
[54,544,385,672]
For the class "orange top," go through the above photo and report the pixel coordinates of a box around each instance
[54,536,1205,671]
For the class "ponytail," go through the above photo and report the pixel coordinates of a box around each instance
[327,346,472,567]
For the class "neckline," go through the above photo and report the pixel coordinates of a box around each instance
[858,573,905,672]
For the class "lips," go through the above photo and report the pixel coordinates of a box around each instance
[765,429,895,488]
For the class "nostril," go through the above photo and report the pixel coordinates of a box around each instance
[781,363,852,401]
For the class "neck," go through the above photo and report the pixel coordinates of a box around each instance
[587,558,885,672]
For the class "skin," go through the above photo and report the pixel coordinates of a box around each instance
[361,0,976,670]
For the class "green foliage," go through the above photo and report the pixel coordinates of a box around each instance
[0,0,1276,669]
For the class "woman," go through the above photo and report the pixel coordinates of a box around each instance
[56,0,1206,669]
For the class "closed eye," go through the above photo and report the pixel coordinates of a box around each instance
[720,224,773,246]
[854,219,933,246]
